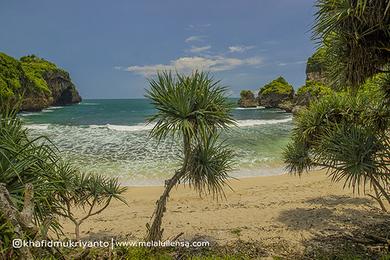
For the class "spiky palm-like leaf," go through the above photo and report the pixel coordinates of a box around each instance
[0,99,127,244]
[284,88,390,198]
[314,0,390,89]
[0,107,65,232]
[145,71,236,142]
[183,135,234,198]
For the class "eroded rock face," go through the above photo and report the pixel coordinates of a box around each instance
[21,71,81,111]
[238,90,258,107]
[238,98,258,107]
[258,92,294,108]
[45,71,81,105]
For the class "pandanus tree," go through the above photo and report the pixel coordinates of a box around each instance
[145,71,235,241]
[313,0,390,90]
[284,0,390,210]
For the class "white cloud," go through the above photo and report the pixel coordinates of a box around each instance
[278,60,306,66]
[228,45,255,53]
[190,45,211,53]
[188,24,211,30]
[125,55,262,76]
[185,35,204,43]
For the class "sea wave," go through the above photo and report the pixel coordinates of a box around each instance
[25,117,292,132]
[25,124,50,130]
[79,102,98,106]
[88,118,292,132]
[234,106,265,110]
[89,124,155,132]
[19,112,37,117]
[236,117,292,127]
[46,106,64,110]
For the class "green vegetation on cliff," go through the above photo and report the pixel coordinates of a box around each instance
[306,47,326,74]
[0,53,66,97]
[0,53,24,98]
[259,76,293,96]
[20,55,66,93]
[240,90,255,99]
[0,52,81,111]
[296,80,332,98]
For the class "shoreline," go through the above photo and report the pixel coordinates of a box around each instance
[61,170,386,248]
[119,166,287,187]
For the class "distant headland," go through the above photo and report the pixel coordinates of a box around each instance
[0,53,81,111]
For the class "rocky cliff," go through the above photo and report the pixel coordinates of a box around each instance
[0,53,81,111]
[238,90,258,107]
[306,47,327,84]
[258,77,294,109]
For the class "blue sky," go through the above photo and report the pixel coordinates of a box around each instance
[0,0,316,99]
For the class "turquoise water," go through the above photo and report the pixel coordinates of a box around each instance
[21,99,293,185]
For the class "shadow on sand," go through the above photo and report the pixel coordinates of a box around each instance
[276,195,390,259]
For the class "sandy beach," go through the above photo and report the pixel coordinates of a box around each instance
[61,170,388,250]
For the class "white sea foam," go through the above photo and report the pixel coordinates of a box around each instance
[25,124,50,130]
[19,112,37,117]
[79,102,98,106]
[47,106,64,110]
[234,106,265,110]
[89,123,155,132]
[236,117,292,127]
[25,116,292,133]
[86,118,292,133]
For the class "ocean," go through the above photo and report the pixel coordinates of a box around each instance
[21,99,293,186]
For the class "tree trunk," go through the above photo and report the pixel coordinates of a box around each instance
[371,176,390,206]
[373,184,387,212]
[0,183,34,260]
[75,222,81,241]
[146,171,182,241]
[146,134,191,242]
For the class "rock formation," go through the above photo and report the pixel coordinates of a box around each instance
[258,76,294,109]
[238,90,258,107]
[306,47,327,84]
[0,53,81,111]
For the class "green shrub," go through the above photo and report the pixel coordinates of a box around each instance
[21,55,66,93]
[306,47,327,74]
[259,77,293,96]
[0,53,24,97]
[240,90,255,99]
[0,101,126,257]
[296,80,332,98]
[0,53,68,99]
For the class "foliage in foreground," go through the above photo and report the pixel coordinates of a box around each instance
[284,77,390,208]
[0,100,126,258]
[296,80,332,99]
[145,71,235,241]
[313,0,390,89]
[285,0,390,212]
